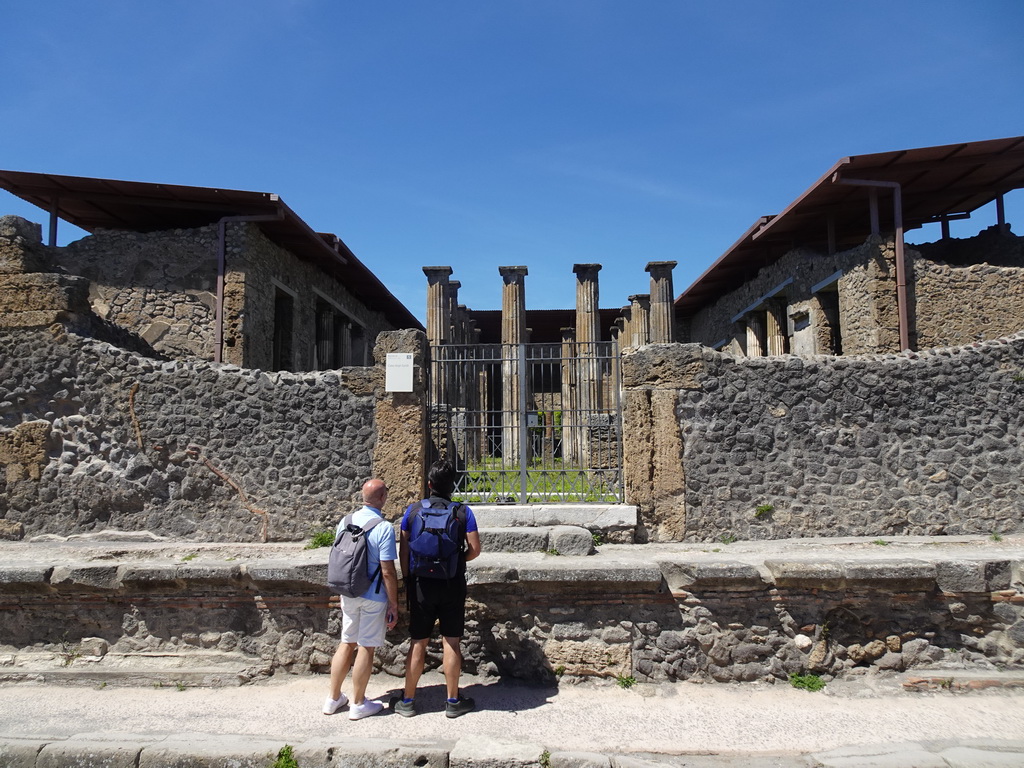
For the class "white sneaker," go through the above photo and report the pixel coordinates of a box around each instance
[323,693,348,715]
[348,699,384,720]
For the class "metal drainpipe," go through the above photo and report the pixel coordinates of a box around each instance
[215,211,284,364]
[833,176,911,352]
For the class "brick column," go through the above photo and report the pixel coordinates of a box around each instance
[766,299,788,356]
[422,267,453,346]
[645,261,677,343]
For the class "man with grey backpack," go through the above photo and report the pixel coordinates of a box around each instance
[323,478,398,720]
[393,459,481,718]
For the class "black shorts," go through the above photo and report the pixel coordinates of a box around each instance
[408,576,468,640]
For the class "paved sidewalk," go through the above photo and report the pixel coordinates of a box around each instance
[2,669,1024,766]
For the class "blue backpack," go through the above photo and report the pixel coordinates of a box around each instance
[406,499,466,580]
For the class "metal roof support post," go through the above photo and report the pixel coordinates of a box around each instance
[941,215,950,240]
[835,176,911,352]
[48,196,59,246]
[996,194,1007,232]
[869,189,879,236]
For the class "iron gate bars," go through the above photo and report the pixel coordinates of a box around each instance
[427,342,623,503]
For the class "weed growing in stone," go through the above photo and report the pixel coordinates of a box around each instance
[543,547,561,556]
[719,533,737,545]
[305,530,335,549]
[591,531,604,547]
[788,673,825,691]
[616,674,637,689]
[940,678,954,689]
[990,531,1004,542]
[540,750,552,768]
[175,681,187,692]
[271,745,299,768]
[180,553,197,562]
[754,503,774,518]
[554,665,566,677]
[58,633,82,667]
[873,539,890,546]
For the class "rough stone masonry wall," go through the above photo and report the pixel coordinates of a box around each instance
[0,325,377,541]
[622,335,1024,543]
[686,237,900,356]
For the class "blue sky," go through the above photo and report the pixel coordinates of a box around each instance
[3,1,1023,324]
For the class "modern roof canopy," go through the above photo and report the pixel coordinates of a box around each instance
[0,169,423,331]
[676,135,1024,318]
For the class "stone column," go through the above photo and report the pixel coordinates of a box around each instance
[766,299,788,356]
[499,266,528,469]
[645,261,677,343]
[746,314,765,357]
[423,266,452,408]
[559,327,578,465]
[573,264,602,469]
[448,280,461,343]
[628,294,650,348]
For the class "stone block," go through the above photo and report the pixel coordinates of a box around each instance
[0,565,52,585]
[549,525,595,556]
[479,527,549,553]
[0,273,89,315]
[117,565,183,588]
[843,560,936,590]
[38,740,142,768]
[175,563,244,585]
[765,560,844,589]
[0,215,43,241]
[138,734,281,768]
[550,751,612,768]
[449,734,546,768]
[0,519,24,540]
[0,738,48,768]
[50,564,121,590]
[293,739,449,768]
[244,561,325,588]
[658,558,764,590]
[938,746,1024,767]
[935,561,987,593]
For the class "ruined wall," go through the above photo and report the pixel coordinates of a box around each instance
[0,325,377,541]
[909,237,1024,351]
[622,336,1024,542]
[686,237,901,356]
[47,221,399,370]
[235,225,396,371]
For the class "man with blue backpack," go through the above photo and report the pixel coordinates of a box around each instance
[323,478,399,720]
[393,459,481,718]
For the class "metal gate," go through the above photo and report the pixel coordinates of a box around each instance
[427,342,623,503]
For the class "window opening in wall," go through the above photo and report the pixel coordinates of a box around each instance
[273,289,295,371]
[350,325,367,366]
[315,300,335,370]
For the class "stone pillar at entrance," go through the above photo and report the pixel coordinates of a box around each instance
[573,263,602,470]
[766,299,788,356]
[499,266,528,468]
[559,327,578,465]
[423,266,453,408]
[645,261,677,343]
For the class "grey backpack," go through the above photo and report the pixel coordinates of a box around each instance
[327,514,384,597]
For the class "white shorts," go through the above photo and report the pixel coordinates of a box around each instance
[340,596,388,648]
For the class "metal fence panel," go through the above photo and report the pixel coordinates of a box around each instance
[428,342,622,503]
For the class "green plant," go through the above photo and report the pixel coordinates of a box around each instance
[58,633,82,667]
[554,665,566,677]
[97,681,107,690]
[591,531,605,547]
[719,533,737,545]
[754,503,774,518]
[873,539,890,546]
[271,745,300,768]
[543,547,561,556]
[615,674,637,689]
[990,531,1004,542]
[540,750,552,768]
[181,553,197,562]
[1012,369,1024,383]
[788,673,825,692]
[305,530,335,549]
[175,681,187,692]
[940,678,954,689]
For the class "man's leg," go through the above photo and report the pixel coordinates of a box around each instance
[403,638,429,700]
[441,635,463,700]
[350,644,376,705]
[328,641,356,701]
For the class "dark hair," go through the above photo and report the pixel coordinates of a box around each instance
[427,459,456,499]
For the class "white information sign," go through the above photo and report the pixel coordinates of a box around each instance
[385,353,415,392]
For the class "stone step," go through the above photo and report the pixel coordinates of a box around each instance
[478,525,595,555]
[471,504,636,543]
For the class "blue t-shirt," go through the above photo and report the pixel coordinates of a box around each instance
[336,505,397,602]
[400,497,479,535]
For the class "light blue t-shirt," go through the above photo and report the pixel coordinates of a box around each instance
[336,505,397,603]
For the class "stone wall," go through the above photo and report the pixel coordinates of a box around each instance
[47,221,398,370]
[0,547,1019,685]
[622,336,1024,543]
[686,237,901,356]
[0,326,378,541]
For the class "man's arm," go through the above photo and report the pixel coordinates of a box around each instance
[381,560,399,629]
[464,530,481,562]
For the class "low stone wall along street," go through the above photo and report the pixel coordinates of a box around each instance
[0,541,1020,686]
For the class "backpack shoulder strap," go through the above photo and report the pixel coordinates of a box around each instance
[361,516,384,533]
[334,514,354,545]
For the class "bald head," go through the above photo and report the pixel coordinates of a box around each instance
[362,478,388,509]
